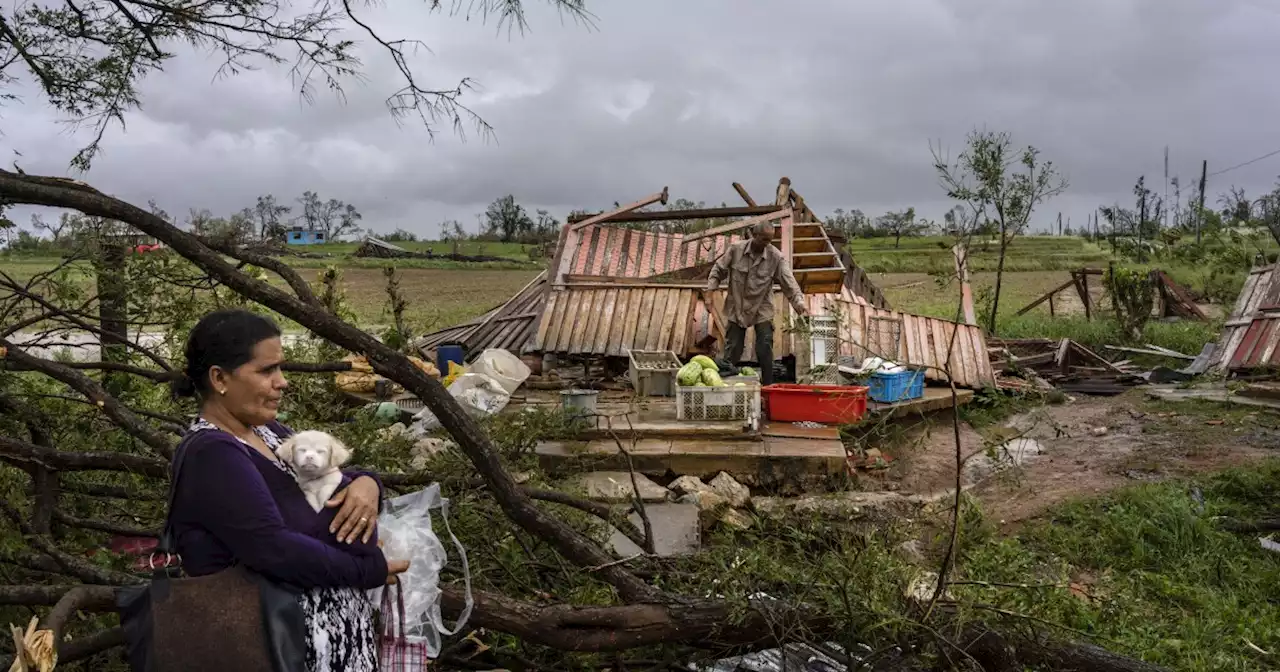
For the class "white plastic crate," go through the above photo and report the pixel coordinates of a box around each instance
[676,383,761,425]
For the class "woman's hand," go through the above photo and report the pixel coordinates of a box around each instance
[327,476,380,544]
[386,558,411,585]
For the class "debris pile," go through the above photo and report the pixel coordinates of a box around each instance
[989,338,1144,396]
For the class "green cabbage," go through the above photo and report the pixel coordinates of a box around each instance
[691,355,718,371]
[677,362,703,386]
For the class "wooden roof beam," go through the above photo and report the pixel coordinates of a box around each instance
[566,204,784,224]
[680,208,792,246]
[568,187,669,232]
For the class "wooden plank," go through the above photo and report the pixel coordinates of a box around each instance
[594,289,618,355]
[531,291,557,350]
[656,288,680,351]
[732,182,757,207]
[647,288,669,351]
[607,290,633,357]
[580,289,605,354]
[664,289,685,351]
[642,289,666,351]
[566,291,591,352]
[781,211,794,261]
[1015,277,1077,316]
[627,290,651,352]
[672,291,694,354]
[791,238,829,253]
[547,290,570,351]
[570,188,669,232]
[916,315,932,372]
[541,291,567,350]
[681,208,790,245]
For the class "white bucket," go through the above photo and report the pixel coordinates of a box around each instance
[469,349,532,396]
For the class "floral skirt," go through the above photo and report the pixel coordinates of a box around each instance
[300,586,378,672]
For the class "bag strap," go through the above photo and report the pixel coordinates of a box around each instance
[379,582,407,641]
[432,496,473,637]
[154,429,198,559]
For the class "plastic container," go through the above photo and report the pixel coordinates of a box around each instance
[469,349,532,396]
[676,383,761,424]
[627,350,681,397]
[437,343,465,375]
[561,389,599,418]
[867,368,925,403]
[762,384,869,424]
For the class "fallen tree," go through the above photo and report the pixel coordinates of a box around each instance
[0,167,1172,671]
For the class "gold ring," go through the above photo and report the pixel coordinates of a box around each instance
[359,517,369,523]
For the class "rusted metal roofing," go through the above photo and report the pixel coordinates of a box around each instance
[415,272,547,358]
[529,284,994,389]
[1214,263,1280,371]
[1227,317,1280,369]
[566,226,740,278]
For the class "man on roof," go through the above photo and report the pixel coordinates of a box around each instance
[705,221,807,386]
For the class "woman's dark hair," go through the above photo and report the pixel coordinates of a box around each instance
[172,309,282,399]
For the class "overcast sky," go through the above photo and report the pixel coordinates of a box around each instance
[5,0,1280,238]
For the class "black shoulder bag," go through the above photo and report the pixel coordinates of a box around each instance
[116,434,308,672]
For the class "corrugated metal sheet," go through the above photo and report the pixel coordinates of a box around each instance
[415,272,547,358]
[1214,263,1280,371]
[567,226,740,278]
[529,284,994,389]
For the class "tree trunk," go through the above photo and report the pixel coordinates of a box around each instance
[989,229,1009,334]
[94,240,129,392]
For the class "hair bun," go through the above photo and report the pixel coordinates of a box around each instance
[170,372,198,399]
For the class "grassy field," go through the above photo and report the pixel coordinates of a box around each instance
[0,232,1233,354]
[849,234,1116,274]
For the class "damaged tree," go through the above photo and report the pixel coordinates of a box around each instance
[933,131,1068,335]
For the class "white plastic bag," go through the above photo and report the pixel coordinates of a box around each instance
[372,484,473,658]
[408,373,511,435]
[468,349,531,396]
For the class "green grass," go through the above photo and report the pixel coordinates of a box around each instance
[850,235,1115,274]
[300,239,536,260]
[959,461,1280,671]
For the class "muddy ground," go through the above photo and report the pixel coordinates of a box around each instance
[874,390,1280,527]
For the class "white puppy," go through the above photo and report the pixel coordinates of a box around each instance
[277,430,352,512]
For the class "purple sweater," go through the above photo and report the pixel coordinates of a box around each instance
[171,422,388,590]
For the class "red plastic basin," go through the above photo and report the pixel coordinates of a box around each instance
[762,384,869,424]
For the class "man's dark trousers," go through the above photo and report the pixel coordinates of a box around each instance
[724,321,775,386]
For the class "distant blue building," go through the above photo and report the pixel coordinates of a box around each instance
[285,227,327,245]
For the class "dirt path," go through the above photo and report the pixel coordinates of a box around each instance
[883,392,1280,527]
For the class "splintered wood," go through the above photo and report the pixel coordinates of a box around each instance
[989,337,1143,396]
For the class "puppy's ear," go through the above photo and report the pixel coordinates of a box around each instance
[327,435,352,467]
[277,436,296,463]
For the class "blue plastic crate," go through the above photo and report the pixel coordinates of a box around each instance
[867,368,925,403]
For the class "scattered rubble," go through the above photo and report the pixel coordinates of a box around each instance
[577,472,671,503]
[708,472,751,508]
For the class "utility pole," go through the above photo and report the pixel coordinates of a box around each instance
[1057,212,1062,236]
[1139,180,1149,264]
[1196,159,1208,244]
[1163,146,1170,231]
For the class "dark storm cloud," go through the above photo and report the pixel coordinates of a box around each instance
[5,0,1280,236]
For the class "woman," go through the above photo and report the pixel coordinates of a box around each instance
[169,309,408,671]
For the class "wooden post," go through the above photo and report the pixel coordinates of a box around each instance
[1049,293,1055,317]
[1078,271,1092,321]
[731,182,757,207]
[953,243,976,326]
